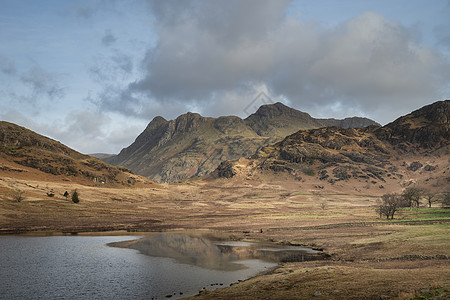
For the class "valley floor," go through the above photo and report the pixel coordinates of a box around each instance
[0,176,449,299]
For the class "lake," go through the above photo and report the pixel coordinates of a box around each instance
[0,233,320,299]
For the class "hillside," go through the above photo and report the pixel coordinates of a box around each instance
[213,100,450,194]
[105,102,378,182]
[0,121,151,187]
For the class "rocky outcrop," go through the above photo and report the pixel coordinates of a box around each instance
[375,100,449,150]
[213,100,450,185]
[105,102,378,182]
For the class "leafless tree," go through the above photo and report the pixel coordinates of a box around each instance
[11,189,25,202]
[424,193,436,208]
[402,187,423,208]
[442,192,450,208]
[377,193,406,219]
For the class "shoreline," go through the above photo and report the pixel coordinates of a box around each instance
[2,217,448,236]
[1,223,448,299]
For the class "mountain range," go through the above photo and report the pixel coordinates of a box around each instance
[104,102,378,182]
[0,100,448,193]
[213,100,449,193]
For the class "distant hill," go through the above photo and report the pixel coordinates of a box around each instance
[212,100,450,194]
[0,121,152,186]
[104,102,378,182]
[90,153,116,160]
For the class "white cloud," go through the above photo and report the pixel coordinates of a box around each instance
[92,1,449,125]
[0,108,146,154]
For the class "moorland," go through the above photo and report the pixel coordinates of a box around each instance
[0,100,449,299]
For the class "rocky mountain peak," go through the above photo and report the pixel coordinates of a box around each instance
[146,116,168,129]
[104,102,380,182]
[376,100,449,149]
[213,100,449,189]
[410,99,449,124]
[173,112,206,133]
[247,102,312,120]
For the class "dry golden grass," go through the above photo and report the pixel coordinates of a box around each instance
[189,260,449,299]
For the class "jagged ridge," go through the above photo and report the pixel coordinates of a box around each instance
[213,100,450,189]
[105,102,378,182]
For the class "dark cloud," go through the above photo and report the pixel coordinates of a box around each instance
[0,61,65,105]
[89,52,133,82]
[93,1,449,124]
[19,64,65,103]
[0,56,16,75]
[76,6,95,19]
[128,0,289,101]
[101,30,117,47]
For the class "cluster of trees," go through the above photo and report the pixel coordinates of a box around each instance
[64,190,80,203]
[53,190,79,203]
[377,187,449,219]
[10,188,79,203]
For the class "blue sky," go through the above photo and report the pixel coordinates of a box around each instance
[1,0,449,153]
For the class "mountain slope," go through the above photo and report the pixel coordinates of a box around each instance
[0,121,151,186]
[213,100,450,193]
[375,100,449,150]
[105,102,378,182]
[106,113,273,182]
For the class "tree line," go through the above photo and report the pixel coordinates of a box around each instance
[377,187,449,219]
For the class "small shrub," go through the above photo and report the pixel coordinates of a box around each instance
[301,165,315,176]
[66,165,78,176]
[11,189,25,202]
[72,190,79,203]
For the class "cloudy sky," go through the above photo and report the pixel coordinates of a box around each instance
[1,0,449,154]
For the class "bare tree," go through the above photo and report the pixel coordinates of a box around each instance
[442,192,450,208]
[424,193,436,208]
[377,193,406,219]
[11,189,25,202]
[402,187,423,208]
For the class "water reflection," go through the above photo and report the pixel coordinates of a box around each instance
[0,235,281,300]
[109,233,324,270]
[112,233,246,271]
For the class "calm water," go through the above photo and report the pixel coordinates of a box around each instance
[0,235,277,299]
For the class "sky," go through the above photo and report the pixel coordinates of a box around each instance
[1,0,449,154]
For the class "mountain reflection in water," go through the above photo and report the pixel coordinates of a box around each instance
[109,233,324,271]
